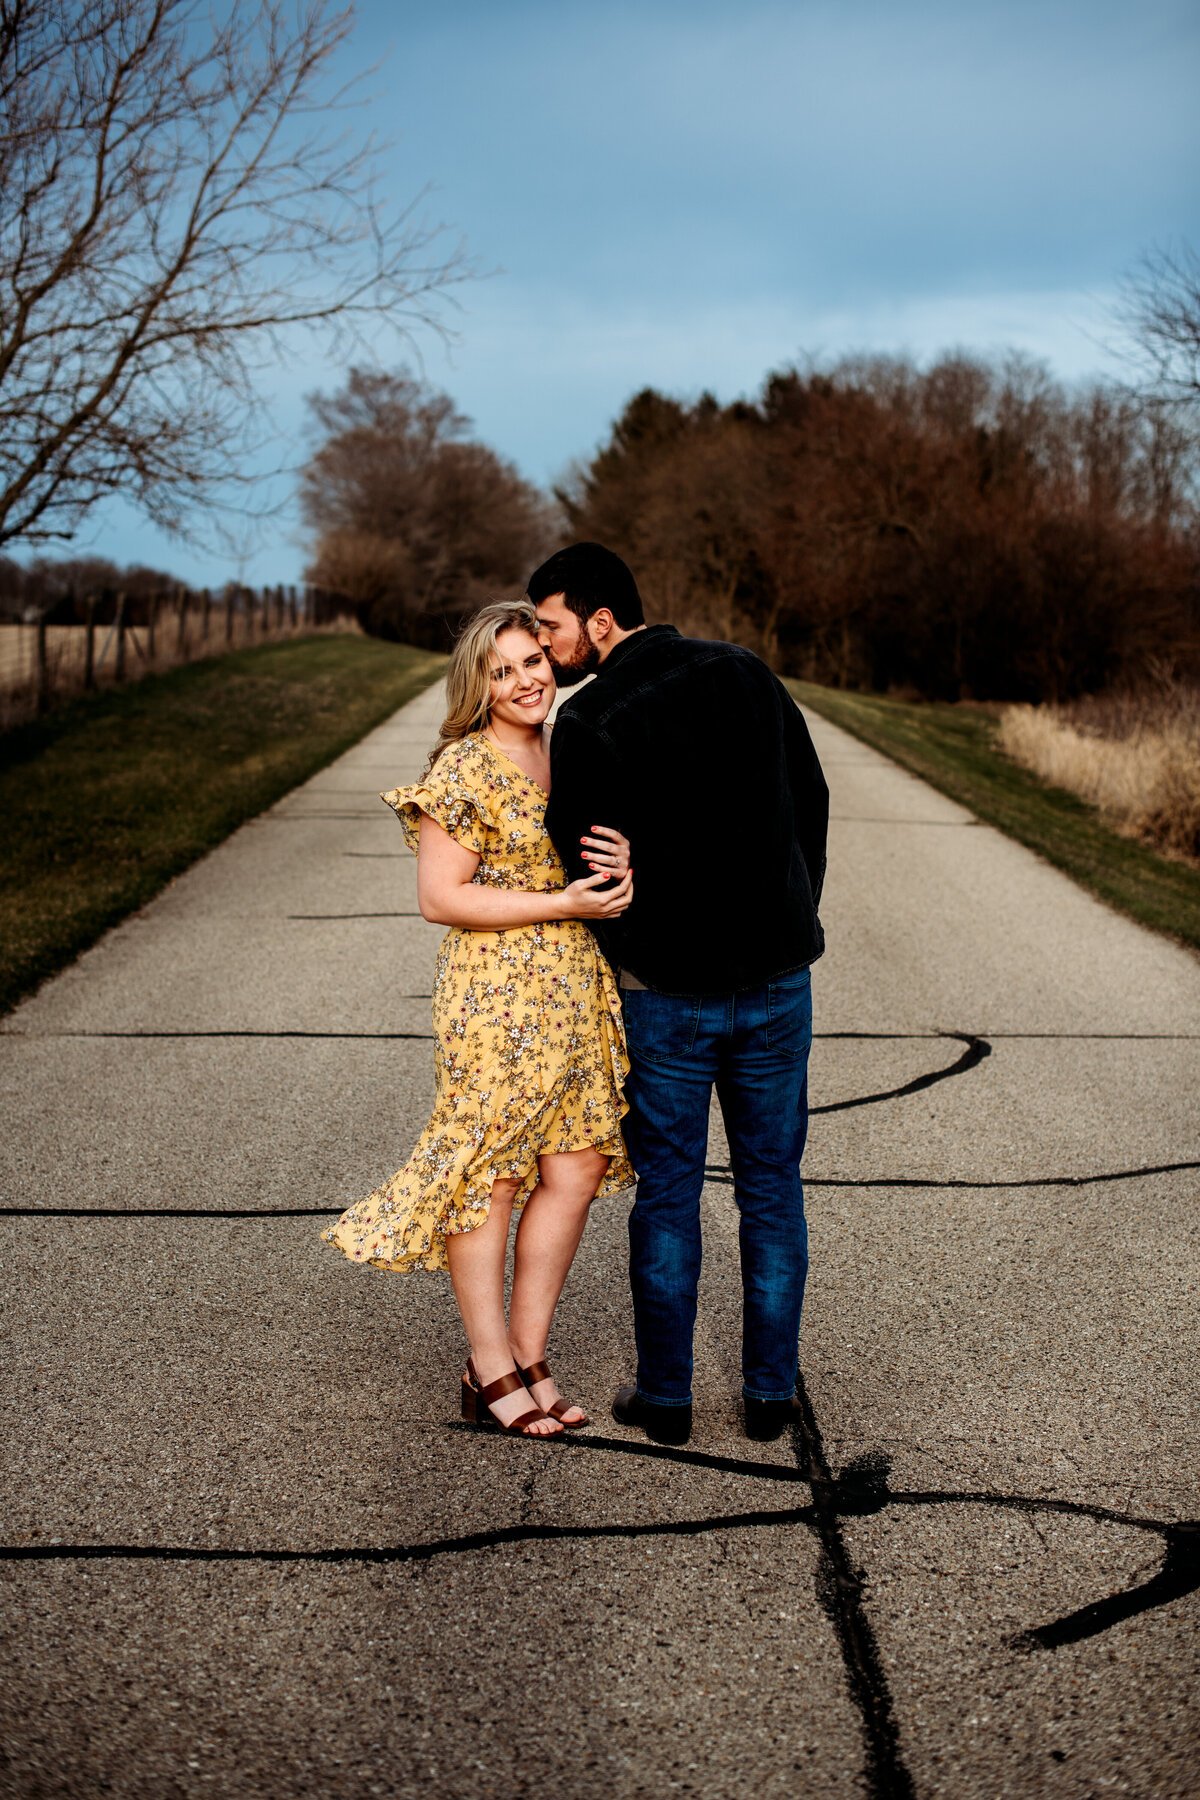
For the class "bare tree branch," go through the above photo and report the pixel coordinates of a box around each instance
[1119,241,1200,410]
[0,0,470,547]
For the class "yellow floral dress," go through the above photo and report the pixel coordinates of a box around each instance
[321,733,632,1273]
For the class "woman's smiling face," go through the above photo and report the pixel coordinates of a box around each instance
[488,626,556,730]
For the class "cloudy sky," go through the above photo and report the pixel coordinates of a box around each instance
[88,0,1200,584]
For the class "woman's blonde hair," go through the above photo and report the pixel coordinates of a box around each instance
[425,597,544,775]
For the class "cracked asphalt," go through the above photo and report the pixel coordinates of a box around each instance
[1,678,1197,1800]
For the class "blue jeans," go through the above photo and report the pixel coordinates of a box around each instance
[620,970,812,1406]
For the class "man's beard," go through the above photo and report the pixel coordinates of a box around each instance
[549,632,600,687]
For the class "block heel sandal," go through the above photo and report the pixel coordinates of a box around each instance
[518,1359,590,1428]
[461,1359,560,1437]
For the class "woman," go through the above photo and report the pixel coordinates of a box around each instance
[322,599,633,1438]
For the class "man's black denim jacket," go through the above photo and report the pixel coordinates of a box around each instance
[544,625,828,996]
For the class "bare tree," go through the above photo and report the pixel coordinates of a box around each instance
[302,366,557,645]
[0,0,467,550]
[1120,242,1200,408]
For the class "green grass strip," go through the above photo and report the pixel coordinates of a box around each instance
[787,679,1200,957]
[0,636,446,1015]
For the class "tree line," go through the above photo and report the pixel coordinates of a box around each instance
[300,350,1198,703]
[0,556,183,621]
[558,355,1198,701]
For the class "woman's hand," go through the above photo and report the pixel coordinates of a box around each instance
[580,824,631,876]
[417,810,632,930]
[560,868,634,919]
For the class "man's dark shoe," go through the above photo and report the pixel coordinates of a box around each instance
[744,1394,803,1442]
[612,1384,692,1445]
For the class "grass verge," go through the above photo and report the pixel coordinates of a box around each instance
[0,636,446,1015]
[787,679,1200,957]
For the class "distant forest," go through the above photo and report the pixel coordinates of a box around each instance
[0,556,186,619]
[560,356,1198,703]
[300,351,1197,704]
[10,352,1197,710]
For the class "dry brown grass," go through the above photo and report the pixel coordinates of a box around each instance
[998,686,1200,865]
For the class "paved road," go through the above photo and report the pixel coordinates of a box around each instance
[2,680,1197,1800]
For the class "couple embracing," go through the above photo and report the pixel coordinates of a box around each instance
[323,543,829,1447]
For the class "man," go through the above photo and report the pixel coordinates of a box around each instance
[529,541,828,1446]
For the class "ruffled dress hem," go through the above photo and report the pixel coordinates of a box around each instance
[321,1127,631,1275]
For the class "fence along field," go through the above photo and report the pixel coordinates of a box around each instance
[0,585,357,727]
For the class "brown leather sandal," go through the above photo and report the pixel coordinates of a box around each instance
[461,1359,561,1437]
[517,1359,591,1428]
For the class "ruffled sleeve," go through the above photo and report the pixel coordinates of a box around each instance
[381,741,494,857]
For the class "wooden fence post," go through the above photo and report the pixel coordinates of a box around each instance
[84,595,96,690]
[35,610,49,713]
[114,592,128,681]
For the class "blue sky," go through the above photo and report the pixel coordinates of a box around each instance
[75,0,1200,584]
